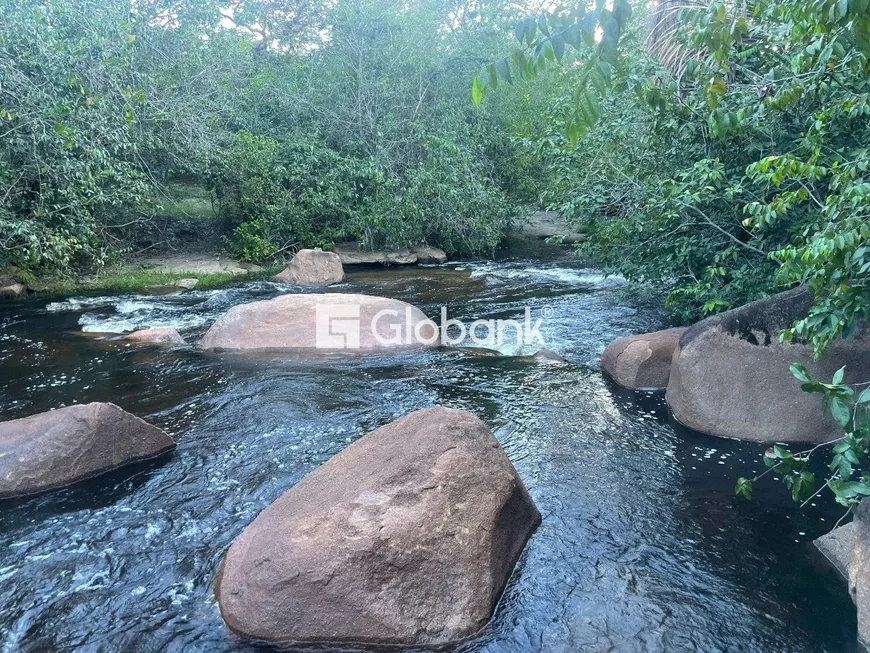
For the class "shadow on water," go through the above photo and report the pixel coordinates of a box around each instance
[0,252,858,652]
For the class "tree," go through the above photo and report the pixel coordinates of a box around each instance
[473,0,870,509]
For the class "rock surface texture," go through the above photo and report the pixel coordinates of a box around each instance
[124,328,186,345]
[334,243,447,266]
[200,293,437,352]
[600,327,686,389]
[814,522,855,580]
[815,508,870,652]
[215,406,541,648]
[666,289,870,442]
[412,246,448,264]
[520,210,586,244]
[0,402,175,499]
[853,504,870,651]
[273,249,345,286]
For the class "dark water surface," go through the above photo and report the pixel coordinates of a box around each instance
[0,249,856,652]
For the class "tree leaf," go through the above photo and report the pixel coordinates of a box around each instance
[471,73,484,106]
[514,20,526,44]
[790,363,812,383]
[831,397,852,428]
[495,58,512,85]
[552,35,566,61]
[486,63,498,91]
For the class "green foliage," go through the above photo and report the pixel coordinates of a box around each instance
[738,364,870,509]
[2,0,535,273]
[485,0,870,324]
[472,2,632,142]
[217,131,364,261]
[479,0,870,510]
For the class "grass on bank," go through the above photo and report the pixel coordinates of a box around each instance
[27,266,283,297]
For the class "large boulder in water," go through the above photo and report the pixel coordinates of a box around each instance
[600,327,686,389]
[200,293,438,353]
[0,402,175,499]
[273,249,345,287]
[666,289,870,442]
[215,406,541,648]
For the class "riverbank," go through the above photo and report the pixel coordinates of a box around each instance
[2,255,281,299]
[2,210,587,300]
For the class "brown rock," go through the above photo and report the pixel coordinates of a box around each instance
[174,278,199,290]
[0,402,175,499]
[0,282,26,298]
[412,246,448,264]
[273,249,345,287]
[215,406,540,648]
[200,293,438,352]
[600,327,686,389]
[666,289,870,442]
[124,328,186,345]
[335,243,419,266]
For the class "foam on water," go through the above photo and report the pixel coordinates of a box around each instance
[460,263,628,287]
[46,292,215,333]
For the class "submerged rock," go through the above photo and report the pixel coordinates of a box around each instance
[273,249,345,286]
[215,406,541,648]
[124,328,186,345]
[533,349,568,364]
[200,293,437,352]
[666,289,870,442]
[600,327,685,389]
[0,402,175,500]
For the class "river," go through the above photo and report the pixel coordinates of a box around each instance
[0,245,856,652]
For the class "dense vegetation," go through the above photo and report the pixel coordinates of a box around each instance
[473,0,870,509]
[0,0,546,274]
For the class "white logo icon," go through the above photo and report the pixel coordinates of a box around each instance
[316,304,361,349]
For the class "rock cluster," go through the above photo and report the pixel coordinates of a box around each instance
[335,243,447,266]
[600,289,870,443]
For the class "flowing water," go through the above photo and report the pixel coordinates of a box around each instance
[0,246,857,652]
